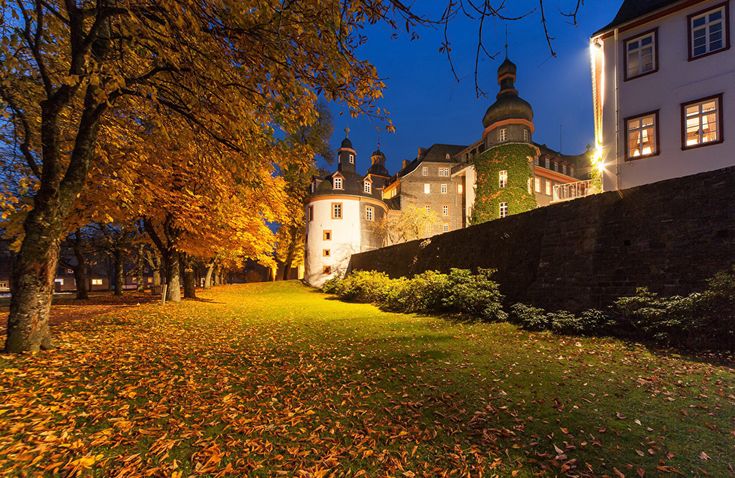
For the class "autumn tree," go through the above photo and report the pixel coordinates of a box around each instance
[276,102,335,280]
[0,0,389,352]
[376,205,441,245]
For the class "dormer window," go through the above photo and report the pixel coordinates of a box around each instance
[364,181,372,194]
[333,177,343,190]
[348,153,355,164]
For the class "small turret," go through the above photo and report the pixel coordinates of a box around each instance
[368,148,390,177]
[338,127,357,173]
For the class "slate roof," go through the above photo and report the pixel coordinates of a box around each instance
[395,144,467,177]
[312,170,384,201]
[593,0,683,36]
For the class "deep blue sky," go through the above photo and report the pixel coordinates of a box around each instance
[326,0,622,173]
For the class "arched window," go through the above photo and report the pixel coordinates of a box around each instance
[333,177,343,190]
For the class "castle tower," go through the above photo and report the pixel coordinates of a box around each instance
[304,129,389,287]
[482,57,535,148]
[472,57,538,225]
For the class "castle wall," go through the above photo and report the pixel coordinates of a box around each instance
[348,166,735,312]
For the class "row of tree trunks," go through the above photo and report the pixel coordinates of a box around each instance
[182,254,196,299]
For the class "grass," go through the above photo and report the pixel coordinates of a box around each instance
[0,281,733,477]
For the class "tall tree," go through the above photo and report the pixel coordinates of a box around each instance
[276,102,335,280]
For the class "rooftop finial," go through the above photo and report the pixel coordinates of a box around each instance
[344,126,350,138]
[375,126,381,151]
[505,26,509,59]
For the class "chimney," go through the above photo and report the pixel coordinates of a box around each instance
[417,147,426,159]
[402,160,409,170]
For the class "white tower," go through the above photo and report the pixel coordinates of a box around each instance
[305,130,389,287]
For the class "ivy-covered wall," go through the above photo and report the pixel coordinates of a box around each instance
[471,143,538,225]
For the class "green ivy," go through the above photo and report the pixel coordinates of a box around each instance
[471,143,538,225]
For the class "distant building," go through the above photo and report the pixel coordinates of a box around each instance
[591,0,735,191]
[305,57,591,287]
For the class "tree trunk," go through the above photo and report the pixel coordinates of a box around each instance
[183,254,196,299]
[5,213,61,353]
[136,244,146,291]
[165,250,181,302]
[204,261,215,289]
[114,249,124,296]
[72,233,89,300]
[281,226,299,281]
[153,269,161,288]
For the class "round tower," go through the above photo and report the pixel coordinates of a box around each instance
[304,129,389,287]
[471,57,538,225]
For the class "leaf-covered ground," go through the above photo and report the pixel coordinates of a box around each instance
[1,282,734,477]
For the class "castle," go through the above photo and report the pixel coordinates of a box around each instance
[305,57,593,287]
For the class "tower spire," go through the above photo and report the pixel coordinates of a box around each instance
[504,26,509,59]
[344,126,350,138]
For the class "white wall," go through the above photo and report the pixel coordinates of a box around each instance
[304,198,363,287]
[598,0,735,191]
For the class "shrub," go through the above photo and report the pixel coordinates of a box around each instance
[391,270,450,313]
[548,309,612,336]
[443,268,506,321]
[321,277,342,295]
[329,270,393,303]
[508,303,548,331]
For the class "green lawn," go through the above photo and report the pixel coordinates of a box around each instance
[1,282,733,477]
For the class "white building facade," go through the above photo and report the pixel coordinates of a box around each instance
[591,0,735,191]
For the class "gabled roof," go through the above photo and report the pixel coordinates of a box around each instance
[593,0,682,36]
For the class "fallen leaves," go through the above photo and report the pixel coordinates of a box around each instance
[0,282,733,477]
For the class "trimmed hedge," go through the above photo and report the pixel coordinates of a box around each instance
[322,267,735,351]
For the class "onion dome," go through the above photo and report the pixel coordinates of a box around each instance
[482,57,534,129]
[340,137,353,149]
[368,149,390,177]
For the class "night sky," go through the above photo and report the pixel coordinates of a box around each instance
[326,0,622,173]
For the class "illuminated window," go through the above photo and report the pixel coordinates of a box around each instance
[683,95,722,149]
[364,181,372,194]
[323,230,332,241]
[442,205,449,216]
[499,170,508,188]
[443,224,449,233]
[689,5,728,59]
[423,183,430,194]
[498,128,507,142]
[348,153,355,164]
[626,112,658,160]
[458,184,463,194]
[544,157,550,169]
[331,203,343,219]
[534,177,541,193]
[365,206,374,221]
[441,184,448,194]
[333,177,343,190]
[499,202,508,218]
[545,180,552,196]
[323,249,331,257]
[438,168,450,177]
[308,205,314,222]
[422,166,429,176]
[523,129,530,142]
[625,30,657,79]
[92,279,103,285]
[54,278,64,285]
